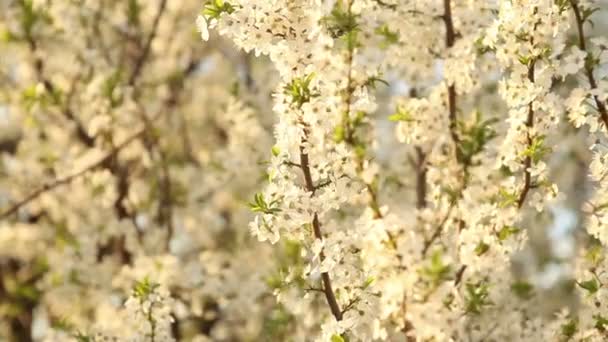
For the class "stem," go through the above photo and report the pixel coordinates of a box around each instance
[298,144,343,321]
[421,205,454,257]
[0,129,146,219]
[570,0,608,131]
[443,0,460,150]
[414,147,427,209]
[128,0,168,86]
[517,59,536,208]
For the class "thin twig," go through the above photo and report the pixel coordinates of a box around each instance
[299,144,343,321]
[517,57,537,208]
[443,0,460,150]
[569,0,608,131]
[128,0,168,86]
[0,130,145,219]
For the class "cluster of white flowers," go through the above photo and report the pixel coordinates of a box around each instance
[199,0,608,341]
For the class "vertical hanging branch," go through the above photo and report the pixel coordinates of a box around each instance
[443,0,460,150]
[333,0,385,220]
[517,59,536,208]
[516,8,541,208]
[298,142,343,321]
[414,146,427,209]
[569,0,608,131]
[128,0,168,86]
[283,69,343,321]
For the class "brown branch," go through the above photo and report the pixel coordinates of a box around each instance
[443,0,460,151]
[517,59,536,209]
[421,204,454,257]
[570,0,608,131]
[414,147,427,209]
[443,0,456,48]
[0,129,145,219]
[128,0,168,86]
[25,35,95,147]
[298,144,343,321]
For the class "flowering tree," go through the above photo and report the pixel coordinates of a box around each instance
[1,0,608,340]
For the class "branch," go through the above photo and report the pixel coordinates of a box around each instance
[24,34,95,147]
[443,0,460,151]
[298,143,343,321]
[128,0,168,86]
[421,204,454,257]
[569,0,608,131]
[517,59,536,208]
[0,129,145,219]
[414,147,427,209]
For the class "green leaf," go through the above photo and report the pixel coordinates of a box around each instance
[474,242,490,256]
[389,106,413,122]
[577,278,600,295]
[374,24,399,48]
[74,332,92,342]
[271,146,281,157]
[497,188,518,208]
[582,7,600,23]
[283,73,319,108]
[517,55,531,66]
[364,76,390,89]
[52,317,75,332]
[333,125,345,143]
[464,281,492,315]
[497,225,521,241]
[331,335,345,342]
[322,2,360,42]
[521,135,551,164]
[248,192,281,215]
[473,36,494,55]
[511,281,534,299]
[455,111,497,165]
[561,318,578,340]
[593,314,608,332]
[362,276,375,289]
[585,239,604,265]
[102,69,123,107]
[133,276,159,301]
[421,250,451,286]
[202,0,235,19]
[127,0,141,26]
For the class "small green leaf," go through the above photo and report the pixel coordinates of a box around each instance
[593,314,608,332]
[374,24,399,48]
[322,2,360,42]
[561,318,578,340]
[577,278,600,295]
[521,135,551,164]
[585,239,604,265]
[389,106,413,122]
[331,335,345,342]
[248,192,281,214]
[364,76,389,89]
[497,188,518,208]
[202,0,235,19]
[362,276,375,289]
[497,225,521,241]
[421,250,451,286]
[271,146,281,157]
[511,281,534,299]
[283,73,318,108]
[464,281,492,315]
[333,125,345,143]
[132,277,159,301]
[474,242,490,256]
